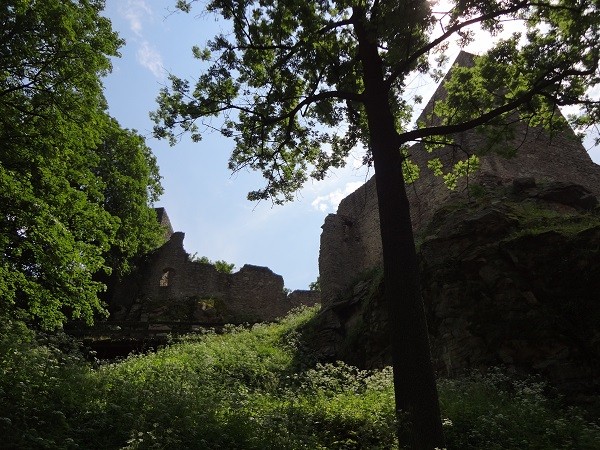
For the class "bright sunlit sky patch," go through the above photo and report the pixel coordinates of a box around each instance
[102,1,600,290]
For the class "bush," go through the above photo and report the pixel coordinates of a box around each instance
[1,307,598,448]
[0,318,98,448]
[440,369,600,449]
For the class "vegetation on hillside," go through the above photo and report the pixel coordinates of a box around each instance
[0,0,164,329]
[153,1,600,445]
[0,306,598,449]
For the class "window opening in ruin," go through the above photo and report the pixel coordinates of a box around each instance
[160,268,174,287]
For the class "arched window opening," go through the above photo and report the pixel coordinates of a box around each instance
[160,268,174,287]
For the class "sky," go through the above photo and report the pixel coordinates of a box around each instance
[101,1,600,291]
[101,0,374,290]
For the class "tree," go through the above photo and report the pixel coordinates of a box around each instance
[191,254,236,273]
[94,118,165,277]
[309,276,321,292]
[153,1,600,447]
[0,0,164,329]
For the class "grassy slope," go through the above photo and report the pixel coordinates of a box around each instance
[1,307,598,449]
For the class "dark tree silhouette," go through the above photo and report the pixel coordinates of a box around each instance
[153,1,600,446]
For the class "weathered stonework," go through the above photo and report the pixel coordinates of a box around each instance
[154,207,174,240]
[108,210,319,333]
[314,52,600,397]
[313,182,600,396]
[319,52,600,305]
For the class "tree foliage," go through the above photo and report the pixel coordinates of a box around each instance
[0,0,164,329]
[191,254,236,273]
[154,0,600,446]
[155,0,598,202]
[95,118,165,276]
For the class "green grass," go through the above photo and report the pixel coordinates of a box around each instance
[508,200,600,238]
[0,307,598,449]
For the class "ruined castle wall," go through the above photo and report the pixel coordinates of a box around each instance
[111,231,318,324]
[318,53,600,306]
[141,232,226,301]
[319,177,382,303]
[226,268,320,321]
[154,207,174,240]
[407,125,600,229]
[227,265,287,321]
[406,51,600,230]
[287,290,321,309]
[320,131,600,305]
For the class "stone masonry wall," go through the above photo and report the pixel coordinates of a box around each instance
[319,52,600,305]
[155,207,174,240]
[110,228,319,327]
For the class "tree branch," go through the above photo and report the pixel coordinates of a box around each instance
[318,17,355,35]
[262,89,363,126]
[400,66,596,143]
[385,0,530,88]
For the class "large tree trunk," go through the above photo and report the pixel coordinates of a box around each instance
[371,132,445,448]
[353,8,444,448]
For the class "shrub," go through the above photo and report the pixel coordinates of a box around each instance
[440,369,600,449]
[0,318,98,448]
[1,307,598,449]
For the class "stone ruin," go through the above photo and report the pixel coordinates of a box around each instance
[319,51,600,305]
[96,208,319,348]
[315,52,600,396]
[90,52,600,393]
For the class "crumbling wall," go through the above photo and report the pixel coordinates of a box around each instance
[154,207,174,240]
[312,184,600,396]
[319,177,382,304]
[110,230,319,326]
[227,265,287,322]
[318,52,600,305]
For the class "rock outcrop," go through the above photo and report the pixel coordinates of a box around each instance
[313,181,600,397]
[314,52,600,397]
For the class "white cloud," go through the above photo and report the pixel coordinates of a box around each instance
[116,1,165,78]
[137,41,164,78]
[311,181,364,213]
[119,0,152,36]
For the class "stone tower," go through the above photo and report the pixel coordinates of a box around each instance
[318,51,600,304]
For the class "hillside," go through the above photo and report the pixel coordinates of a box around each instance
[313,180,600,400]
[1,306,599,449]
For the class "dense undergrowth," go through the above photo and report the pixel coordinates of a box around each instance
[1,306,598,449]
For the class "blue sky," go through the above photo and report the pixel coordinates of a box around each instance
[102,0,375,290]
[101,1,600,290]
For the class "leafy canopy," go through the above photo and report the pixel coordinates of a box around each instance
[154,0,432,202]
[95,118,165,276]
[0,0,164,328]
[154,0,599,202]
